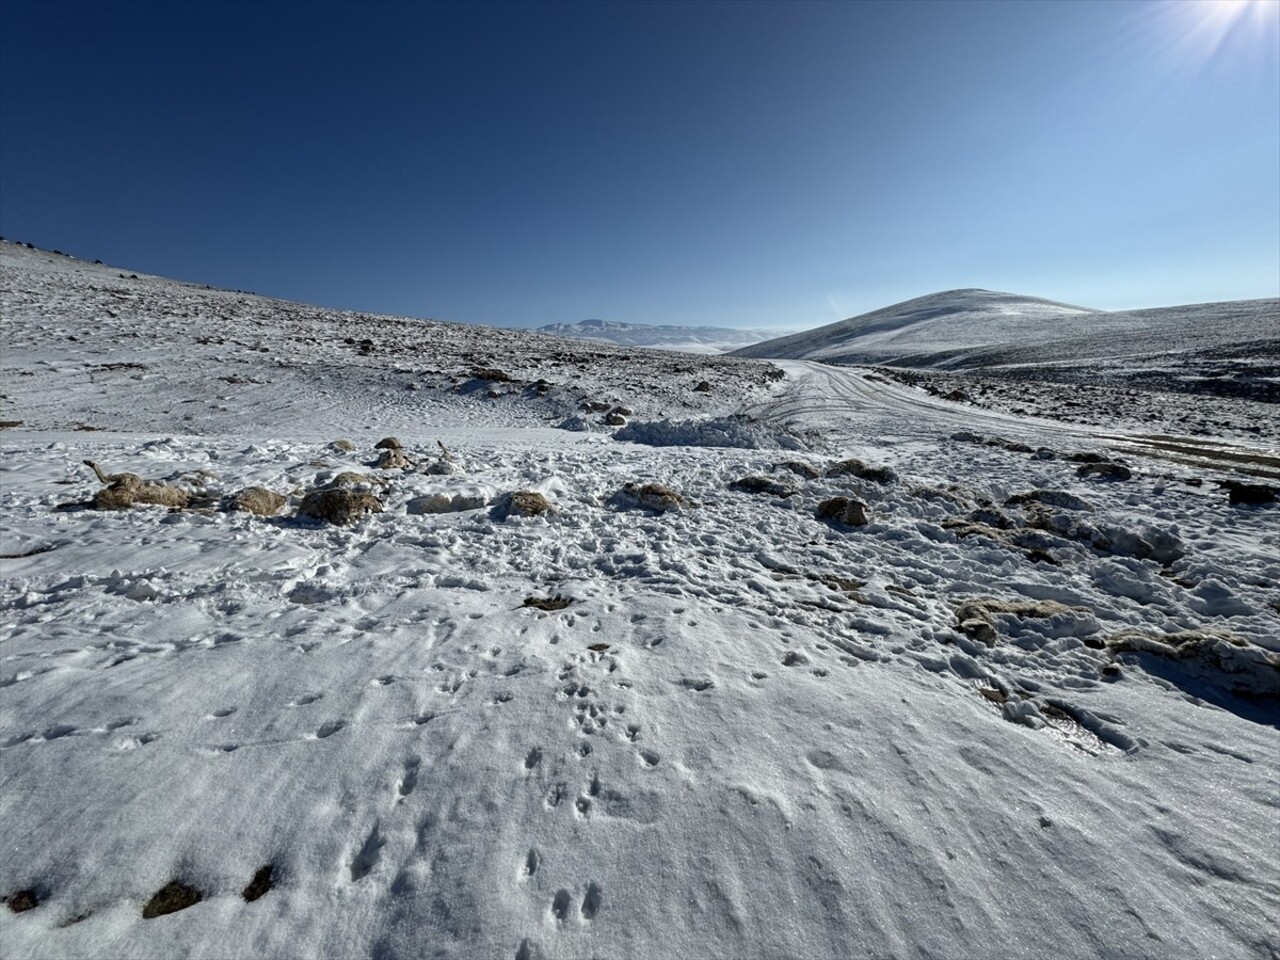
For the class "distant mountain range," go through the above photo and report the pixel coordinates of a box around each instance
[537,318,786,350]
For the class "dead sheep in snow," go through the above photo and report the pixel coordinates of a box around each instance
[1106,629,1280,698]
[296,487,383,525]
[373,447,413,470]
[83,460,189,510]
[614,482,693,513]
[225,486,287,517]
[825,458,898,484]
[493,490,553,519]
[816,496,868,526]
[374,436,403,450]
[406,492,489,515]
[955,597,1098,646]
[729,475,796,498]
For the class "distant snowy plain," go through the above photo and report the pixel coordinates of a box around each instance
[1,243,1277,960]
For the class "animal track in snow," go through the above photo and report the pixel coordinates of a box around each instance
[397,757,420,798]
[350,823,384,881]
[315,720,345,739]
[550,889,572,922]
[581,881,602,920]
[289,693,322,706]
[524,747,543,771]
[524,848,541,878]
[209,707,237,718]
[638,749,660,767]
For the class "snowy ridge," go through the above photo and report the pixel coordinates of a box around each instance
[733,288,1280,391]
[535,318,786,352]
[1,241,1278,960]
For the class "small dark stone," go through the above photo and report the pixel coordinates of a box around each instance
[242,865,274,902]
[693,380,712,392]
[142,881,202,919]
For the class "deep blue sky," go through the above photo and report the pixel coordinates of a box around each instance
[2,0,1277,329]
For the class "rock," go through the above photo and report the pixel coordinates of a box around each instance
[227,486,286,517]
[693,380,712,392]
[1218,480,1278,506]
[374,447,412,470]
[579,400,612,413]
[616,482,692,512]
[816,496,869,526]
[1032,447,1056,460]
[558,415,591,432]
[497,491,553,518]
[473,367,514,383]
[297,488,383,525]
[1006,489,1092,511]
[330,439,356,453]
[1077,462,1132,481]
[374,436,403,450]
[603,411,627,426]
[825,458,898,484]
[406,492,488,514]
[522,596,573,611]
[950,430,985,443]
[728,475,796,498]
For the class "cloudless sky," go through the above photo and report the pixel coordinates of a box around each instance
[2,0,1277,329]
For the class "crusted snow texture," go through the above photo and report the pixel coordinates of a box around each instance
[615,417,805,450]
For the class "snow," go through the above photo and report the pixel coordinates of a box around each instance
[2,242,1278,959]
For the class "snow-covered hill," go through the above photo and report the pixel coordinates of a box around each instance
[2,242,1278,960]
[535,318,785,352]
[733,288,1280,398]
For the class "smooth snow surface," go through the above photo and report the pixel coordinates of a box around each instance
[2,243,1278,960]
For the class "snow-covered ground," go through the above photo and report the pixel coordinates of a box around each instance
[2,243,1278,960]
